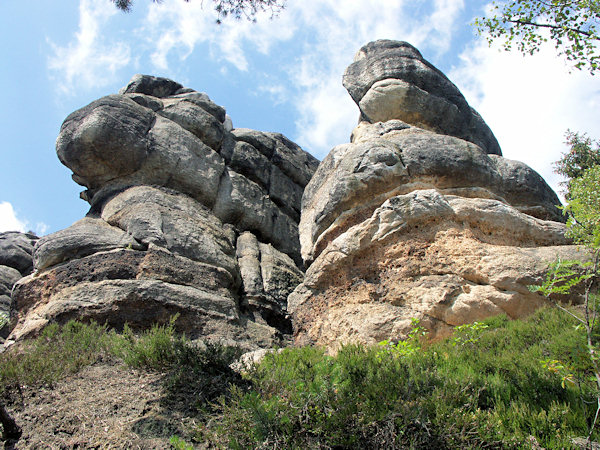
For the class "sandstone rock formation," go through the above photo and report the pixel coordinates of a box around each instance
[343,40,501,155]
[289,40,581,350]
[0,232,38,317]
[10,75,318,349]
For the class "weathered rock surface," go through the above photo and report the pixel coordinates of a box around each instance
[9,75,318,349]
[290,41,579,351]
[343,40,501,155]
[0,231,38,276]
[0,231,38,319]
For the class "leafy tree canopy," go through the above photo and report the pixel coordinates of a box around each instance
[112,0,285,23]
[475,0,600,73]
[555,131,600,197]
[564,165,600,247]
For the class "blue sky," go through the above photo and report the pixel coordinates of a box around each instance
[1,0,599,236]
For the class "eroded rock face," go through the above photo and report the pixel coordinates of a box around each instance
[290,41,579,351]
[0,232,38,317]
[10,75,318,349]
[343,40,501,155]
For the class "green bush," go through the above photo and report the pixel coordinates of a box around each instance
[1,309,598,448]
[205,307,597,449]
[0,320,112,391]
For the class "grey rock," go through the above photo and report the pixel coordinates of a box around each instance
[143,116,225,207]
[213,169,301,265]
[232,129,320,188]
[0,231,38,274]
[158,100,224,150]
[490,155,564,220]
[34,217,143,272]
[56,95,154,191]
[0,265,21,316]
[290,189,578,351]
[10,246,284,349]
[226,138,305,221]
[124,93,164,111]
[269,164,303,221]
[101,185,239,281]
[119,74,184,98]
[0,266,21,298]
[224,114,233,131]
[299,138,409,262]
[13,74,319,349]
[342,40,501,155]
[236,232,264,298]
[235,231,302,332]
[168,92,227,123]
[301,124,563,263]
[11,278,239,340]
[259,242,303,305]
[229,141,272,188]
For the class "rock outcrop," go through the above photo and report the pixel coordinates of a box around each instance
[10,75,318,348]
[343,40,501,155]
[7,42,582,353]
[289,40,580,350]
[0,232,38,317]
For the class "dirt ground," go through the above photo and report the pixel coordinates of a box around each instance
[4,361,200,449]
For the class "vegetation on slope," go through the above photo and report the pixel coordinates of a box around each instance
[0,307,597,448]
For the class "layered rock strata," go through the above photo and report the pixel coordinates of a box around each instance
[290,40,580,350]
[10,75,317,348]
[0,232,38,317]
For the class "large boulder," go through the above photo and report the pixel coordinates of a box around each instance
[9,75,318,349]
[290,41,579,351]
[0,231,38,276]
[343,40,501,155]
[0,231,38,318]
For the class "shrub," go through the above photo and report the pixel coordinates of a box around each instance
[204,307,597,449]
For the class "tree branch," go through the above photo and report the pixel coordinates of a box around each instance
[508,18,599,40]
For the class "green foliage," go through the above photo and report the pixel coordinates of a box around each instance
[451,321,489,347]
[0,321,112,391]
[529,141,600,442]
[169,435,193,450]
[0,313,9,330]
[0,316,243,419]
[111,0,285,23]
[2,311,600,447]
[474,0,600,73]
[111,316,182,370]
[204,308,597,448]
[555,131,600,196]
[377,317,427,358]
[108,315,246,416]
[529,257,595,296]
[564,165,600,248]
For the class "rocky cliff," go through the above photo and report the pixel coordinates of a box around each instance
[9,75,318,349]
[289,40,582,350]
[4,41,580,353]
[0,232,38,321]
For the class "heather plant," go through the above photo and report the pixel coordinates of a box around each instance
[203,307,596,448]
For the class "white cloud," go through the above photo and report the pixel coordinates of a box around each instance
[450,39,600,198]
[0,202,49,235]
[0,202,26,233]
[139,0,466,158]
[286,0,466,158]
[34,222,49,236]
[48,0,131,93]
[144,0,299,72]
